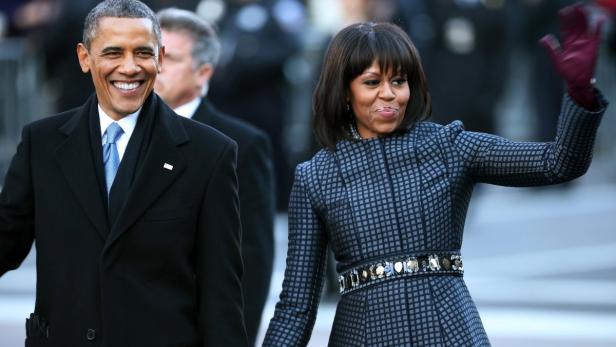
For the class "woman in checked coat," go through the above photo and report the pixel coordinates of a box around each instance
[262,4,607,346]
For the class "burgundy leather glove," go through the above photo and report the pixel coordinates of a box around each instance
[540,3,603,109]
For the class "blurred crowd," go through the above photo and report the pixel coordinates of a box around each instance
[1,0,616,210]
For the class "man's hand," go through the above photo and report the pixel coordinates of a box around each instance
[540,3,603,109]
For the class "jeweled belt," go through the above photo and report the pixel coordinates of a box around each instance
[338,253,463,295]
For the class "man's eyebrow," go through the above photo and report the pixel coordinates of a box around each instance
[99,46,155,54]
[135,46,155,52]
[100,46,122,54]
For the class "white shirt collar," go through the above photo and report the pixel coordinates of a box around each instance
[98,105,140,140]
[173,97,202,119]
[98,106,140,161]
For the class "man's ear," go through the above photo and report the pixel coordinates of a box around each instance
[156,45,165,73]
[76,43,90,73]
[196,63,214,86]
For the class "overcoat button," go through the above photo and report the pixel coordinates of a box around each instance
[86,329,96,341]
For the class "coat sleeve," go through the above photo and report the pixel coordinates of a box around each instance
[0,125,35,276]
[196,140,248,347]
[262,163,328,347]
[451,92,608,186]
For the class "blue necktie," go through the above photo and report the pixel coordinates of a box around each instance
[103,123,124,194]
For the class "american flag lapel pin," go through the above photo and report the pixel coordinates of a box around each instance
[163,162,174,171]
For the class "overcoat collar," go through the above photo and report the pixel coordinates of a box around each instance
[190,98,216,125]
[55,92,189,246]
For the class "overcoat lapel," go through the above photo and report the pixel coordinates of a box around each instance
[105,95,188,248]
[55,97,109,240]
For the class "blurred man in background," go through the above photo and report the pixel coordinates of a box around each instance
[154,8,275,346]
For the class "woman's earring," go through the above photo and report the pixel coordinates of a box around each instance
[346,103,350,112]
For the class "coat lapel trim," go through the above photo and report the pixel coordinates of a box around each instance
[55,97,109,240]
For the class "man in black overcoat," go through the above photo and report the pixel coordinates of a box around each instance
[0,1,247,346]
[153,8,276,346]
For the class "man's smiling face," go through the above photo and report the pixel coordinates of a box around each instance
[77,16,164,120]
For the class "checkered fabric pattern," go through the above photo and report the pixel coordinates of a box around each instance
[262,94,606,347]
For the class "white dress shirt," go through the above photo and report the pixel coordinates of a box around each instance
[98,105,140,161]
[172,97,201,119]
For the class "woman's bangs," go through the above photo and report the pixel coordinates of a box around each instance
[375,31,415,77]
[346,35,378,80]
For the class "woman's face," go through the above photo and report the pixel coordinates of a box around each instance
[348,60,410,139]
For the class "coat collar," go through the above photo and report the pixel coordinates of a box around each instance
[58,93,188,145]
[191,98,219,125]
[55,92,190,246]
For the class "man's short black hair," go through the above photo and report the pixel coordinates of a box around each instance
[82,0,161,49]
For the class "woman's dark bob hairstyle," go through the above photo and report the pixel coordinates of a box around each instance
[313,22,431,150]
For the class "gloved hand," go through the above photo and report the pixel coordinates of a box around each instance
[540,3,603,109]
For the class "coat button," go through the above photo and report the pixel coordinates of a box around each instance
[86,329,96,341]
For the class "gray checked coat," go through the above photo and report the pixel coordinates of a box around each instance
[262,94,607,347]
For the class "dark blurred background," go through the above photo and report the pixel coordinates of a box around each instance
[1,0,616,208]
[1,1,615,346]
